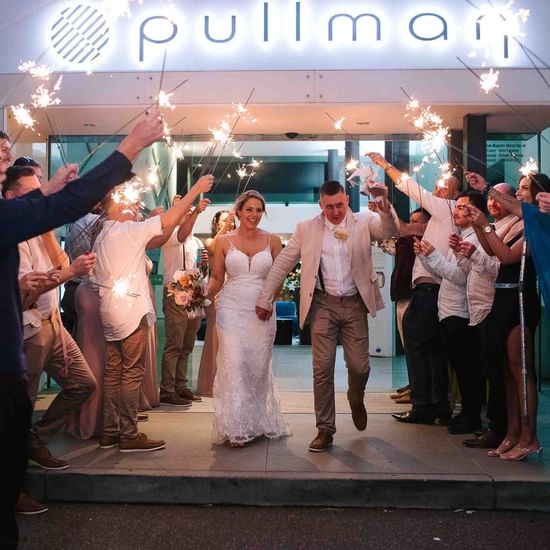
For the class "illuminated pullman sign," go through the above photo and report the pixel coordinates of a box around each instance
[139,3,516,62]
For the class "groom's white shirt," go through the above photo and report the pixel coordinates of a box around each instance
[320,215,357,296]
[256,207,398,328]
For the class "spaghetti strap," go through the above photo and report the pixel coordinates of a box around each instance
[265,233,272,250]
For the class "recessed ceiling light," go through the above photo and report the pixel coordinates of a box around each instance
[83,123,96,127]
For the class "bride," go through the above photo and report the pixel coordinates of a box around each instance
[208,190,290,447]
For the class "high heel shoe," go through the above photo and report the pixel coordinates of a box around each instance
[499,446,544,462]
[487,439,517,458]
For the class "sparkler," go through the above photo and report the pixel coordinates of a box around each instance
[111,177,152,212]
[480,68,500,94]
[519,157,538,177]
[31,85,61,108]
[101,0,143,20]
[158,90,175,110]
[334,117,346,130]
[18,60,53,80]
[11,104,36,130]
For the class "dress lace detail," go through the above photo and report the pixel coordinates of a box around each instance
[212,239,290,445]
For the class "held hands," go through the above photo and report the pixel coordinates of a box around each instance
[365,152,387,168]
[69,253,96,278]
[369,185,391,214]
[196,198,211,213]
[460,241,477,258]
[131,106,165,149]
[255,305,273,321]
[466,205,489,228]
[41,163,79,196]
[413,237,435,257]
[449,233,462,252]
[194,174,214,194]
[464,171,487,192]
[538,192,550,214]
[224,211,236,230]
[19,271,50,293]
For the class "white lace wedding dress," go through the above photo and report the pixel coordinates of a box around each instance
[212,238,290,445]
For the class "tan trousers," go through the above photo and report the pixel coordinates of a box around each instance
[160,287,201,396]
[24,317,96,448]
[102,316,148,441]
[309,290,370,434]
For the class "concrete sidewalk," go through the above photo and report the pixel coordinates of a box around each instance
[27,390,550,511]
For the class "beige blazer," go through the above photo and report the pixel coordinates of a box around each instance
[256,208,399,328]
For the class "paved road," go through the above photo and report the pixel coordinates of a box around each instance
[17,503,550,549]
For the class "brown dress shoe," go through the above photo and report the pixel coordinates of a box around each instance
[178,388,202,402]
[350,403,368,431]
[308,431,333,452]
[463,428,502,448]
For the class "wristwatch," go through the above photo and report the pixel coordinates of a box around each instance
[482,224,493,234]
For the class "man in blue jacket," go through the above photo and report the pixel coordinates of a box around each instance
[0,107,164,549]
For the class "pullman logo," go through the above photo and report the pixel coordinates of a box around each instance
[51,4,109,64]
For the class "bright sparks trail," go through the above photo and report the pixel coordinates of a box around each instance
[480,68,500,94]
[11,104,36,130]
[18,61,53,80]
[519,157,538,177]
[31,85,61,108]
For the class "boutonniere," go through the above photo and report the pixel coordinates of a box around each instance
[334,228,349,241]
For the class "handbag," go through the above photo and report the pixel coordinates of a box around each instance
[22,308,42,340]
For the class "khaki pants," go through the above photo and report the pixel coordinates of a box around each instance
[25,317,96,449]
[160,287,201,396]
[309,290,370,434]
[102,316,148,441]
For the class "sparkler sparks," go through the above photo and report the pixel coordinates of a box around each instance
[346,159,358,172]
[11,104,36,130]
[231,103,257,123]
[158,90,175,110]
[405,99,449,158]
[18,61,53,80]
[31,85,61,108]
[480,68,500,94]
[111,176,151,210]
[334,117,346,130]
[172,144,184,159]
[209,120,233,145]
[519,157,538,176]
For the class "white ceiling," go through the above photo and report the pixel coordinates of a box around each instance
[4,68,550,142]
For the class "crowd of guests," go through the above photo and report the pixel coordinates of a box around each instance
[2,117,550,545]
[367,152,550,464]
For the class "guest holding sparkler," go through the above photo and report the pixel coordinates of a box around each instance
[196,210,236,397]
[93,174,213,453]
[413,191,492,435]
[160,196,210,406]
[0,109,165,548]
[463,173,544,461]
[368,152,459,425]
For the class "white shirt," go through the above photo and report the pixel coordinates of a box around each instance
[18,236,58,319]
[92,216,162,341]
[420,246,468,321]
[455,229,498,326]
[162,228,203,286]
[395,177,456,285]
[319,214,358,297]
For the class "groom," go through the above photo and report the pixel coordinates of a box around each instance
[256,180,398,451]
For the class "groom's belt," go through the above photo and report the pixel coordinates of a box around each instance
[314,288,358,300]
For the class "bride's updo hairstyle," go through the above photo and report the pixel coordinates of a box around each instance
[234,190,267,219]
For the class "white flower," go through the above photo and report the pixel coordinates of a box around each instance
[334,228,349,241]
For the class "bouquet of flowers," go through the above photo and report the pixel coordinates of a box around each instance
[167,269,211,319]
